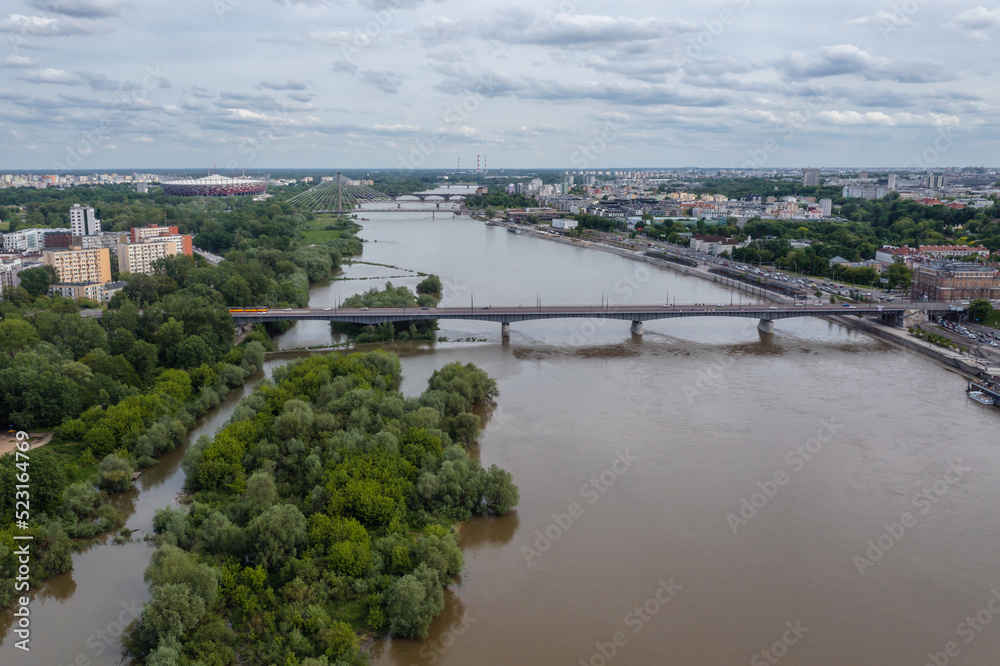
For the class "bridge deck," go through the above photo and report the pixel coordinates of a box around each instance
[230,302,947,326]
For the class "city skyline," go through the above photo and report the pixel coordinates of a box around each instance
[1,0,998,170]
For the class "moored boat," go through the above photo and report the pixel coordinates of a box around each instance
[968,390,994,406]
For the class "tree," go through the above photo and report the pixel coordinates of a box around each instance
[968,299,993,323]
[178,335,214,369]
[18,266,55,297]
[62,481,98,517]
[884,262,913,290]
[154,318,185,366]
[145,544,219,608]
[482,464,519,516]
[246,503,307,570]
[416,274,442,296]
[136,584,207,651]
[244,470,276,515]
[385,563,444,639]
[98,453,134,492]
[0,319,39,356]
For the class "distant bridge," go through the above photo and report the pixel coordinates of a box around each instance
[383,193,468,201]
[232,302,950,339]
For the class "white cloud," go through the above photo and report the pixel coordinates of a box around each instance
[26,0,132,19]
[947,6,1000,40]
[18,67,80,85]
[1,55,38,67]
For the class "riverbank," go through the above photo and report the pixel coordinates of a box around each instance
[505,222,993,380]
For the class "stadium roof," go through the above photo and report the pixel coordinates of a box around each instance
[162,174,266,185]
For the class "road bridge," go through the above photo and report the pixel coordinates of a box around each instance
[232,302,954,340]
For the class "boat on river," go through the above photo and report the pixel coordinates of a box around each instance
[968,390,994,406]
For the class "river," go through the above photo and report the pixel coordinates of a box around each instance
[5,190,1000,664]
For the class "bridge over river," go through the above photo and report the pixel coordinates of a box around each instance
[232,302,954,339]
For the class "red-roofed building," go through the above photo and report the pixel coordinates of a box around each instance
[127,224,192,256]
[130,224,179,243]
[919,245,989,260]
[875,245,922,267]
[916,198,943,205]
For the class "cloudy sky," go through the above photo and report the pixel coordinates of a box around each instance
[1,0,998,170]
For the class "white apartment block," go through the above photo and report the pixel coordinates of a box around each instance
[117,240,177,275]
[69,204,102,236]
[3,228,50,252]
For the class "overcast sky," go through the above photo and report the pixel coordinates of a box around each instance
[1,0,998,170]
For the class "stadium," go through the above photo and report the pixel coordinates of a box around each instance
[160,173,268,197]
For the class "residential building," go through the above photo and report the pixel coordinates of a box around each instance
[927,175,946,189]
[42,247,111,285]
[875,246,922,267]
[3,228,51,252]
[802,169,820,187]
[48,280,125,302]
[43,230,73,249]
[911,262,1000,301]
[506,208,559,224]
[130,224,179,242]
[0,258,43,290]
[117,240,177,274]
[691,234,748,256]
[919,245,990,260]
[75,232,129,250]
[842,184,887,200]
[819,199,832,217]
[69,204,102,236]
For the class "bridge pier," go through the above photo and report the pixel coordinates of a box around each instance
[501,322,510,341]
[758,319,774,334]
[631,320,644,336]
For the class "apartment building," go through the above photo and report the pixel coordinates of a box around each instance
[69,204,102,236]
[42,247,111,284]
[117,239,177,275]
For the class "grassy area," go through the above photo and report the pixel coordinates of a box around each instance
[301,213,359,244]
[302,228,348,243]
